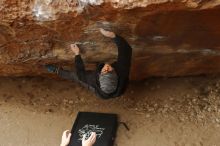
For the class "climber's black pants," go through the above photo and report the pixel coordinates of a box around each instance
[57,56,96,93]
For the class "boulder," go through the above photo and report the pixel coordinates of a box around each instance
[0,0,220,80]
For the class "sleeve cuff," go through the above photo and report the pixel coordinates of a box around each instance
[75,54,81,57]
[113,34,120,43]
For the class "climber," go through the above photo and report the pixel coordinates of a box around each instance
[45,28,132,99]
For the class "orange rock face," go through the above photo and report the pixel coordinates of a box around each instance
[0,0,220,80]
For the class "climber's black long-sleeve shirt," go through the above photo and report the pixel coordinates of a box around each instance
[58,35,132,99]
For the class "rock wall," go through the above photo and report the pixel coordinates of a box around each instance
[0,0,220,80]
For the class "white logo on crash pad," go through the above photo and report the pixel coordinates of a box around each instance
[78,124,105,140]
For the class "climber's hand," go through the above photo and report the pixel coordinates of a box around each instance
[100,28,116,38]
[70,44,80,55]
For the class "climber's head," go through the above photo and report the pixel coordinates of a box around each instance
[99,64,118,94]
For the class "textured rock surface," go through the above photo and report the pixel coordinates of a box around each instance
[0,0,220,80]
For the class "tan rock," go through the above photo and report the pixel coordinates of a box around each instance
[0,1,220,80]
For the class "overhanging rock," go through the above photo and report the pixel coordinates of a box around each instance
[0,0,220,80]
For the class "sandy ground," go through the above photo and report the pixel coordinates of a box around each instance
[0,76,220,146]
